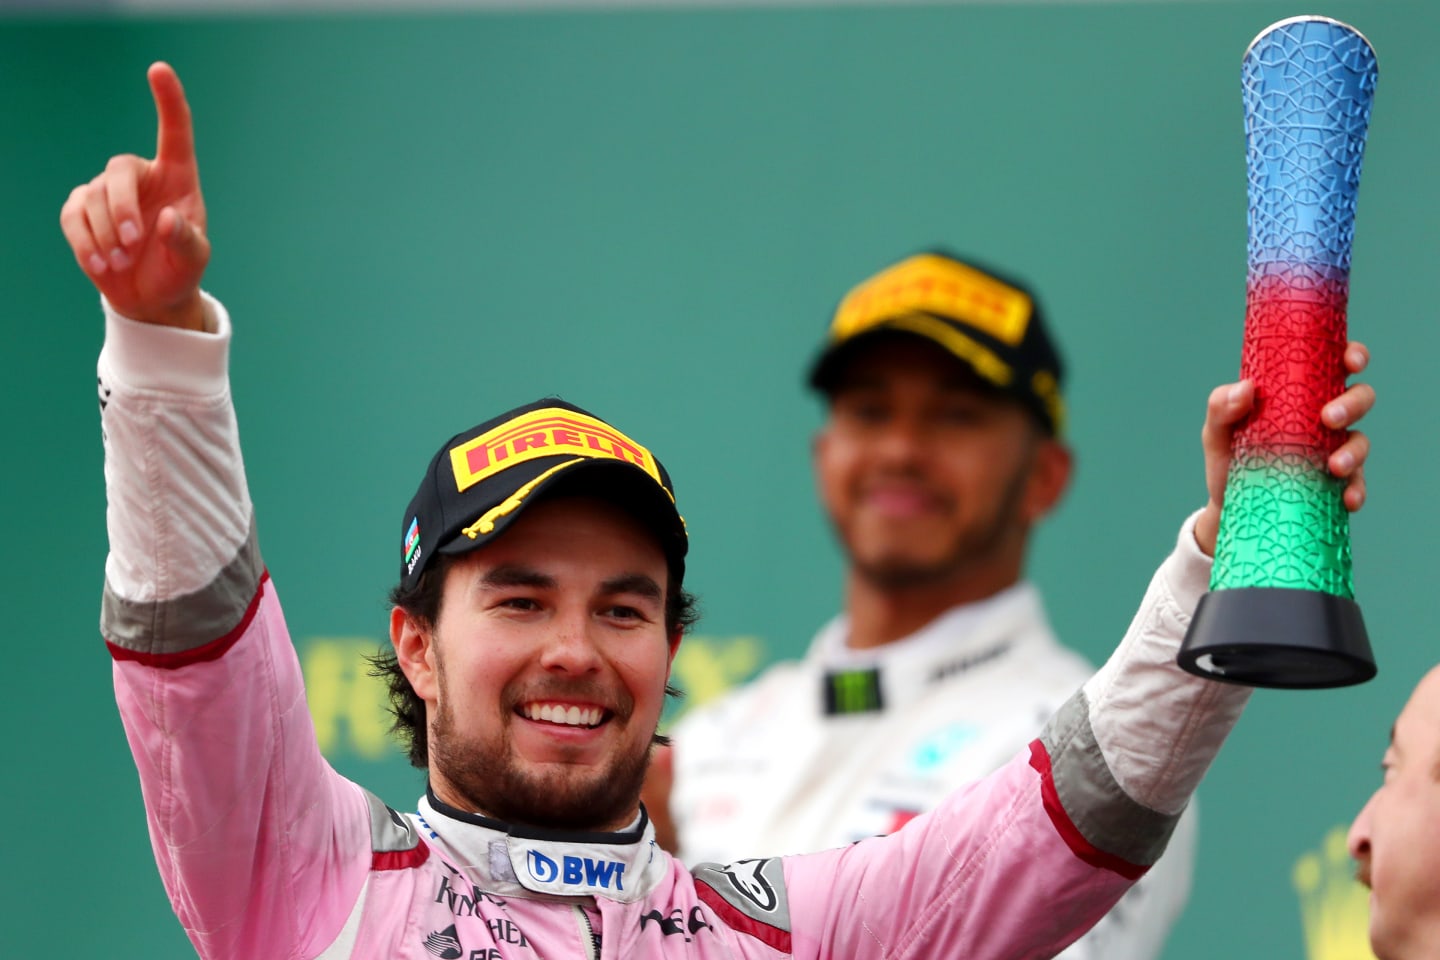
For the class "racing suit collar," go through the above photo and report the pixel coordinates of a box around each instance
[424,784,649,843]
[812,581,1054,709]
[418,786,667,903]
[815,580,1042,668]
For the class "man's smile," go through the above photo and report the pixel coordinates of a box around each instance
[520,702,608,729]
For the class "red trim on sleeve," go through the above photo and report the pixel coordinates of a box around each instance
[1027,739,1148,881]
[694,880,793,954]
[373,843,431,872]
[105,571,272,670]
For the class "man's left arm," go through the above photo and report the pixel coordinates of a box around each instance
[774,511,1228,960]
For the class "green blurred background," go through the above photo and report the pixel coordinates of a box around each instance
[3,1,1434,956]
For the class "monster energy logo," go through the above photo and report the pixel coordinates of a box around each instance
[823,667,884,715]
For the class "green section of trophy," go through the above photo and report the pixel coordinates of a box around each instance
[1211,455,1354,596]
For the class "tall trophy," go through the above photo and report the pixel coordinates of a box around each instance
[1177,16,1378,688]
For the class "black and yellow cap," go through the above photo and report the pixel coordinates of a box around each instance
[399,398,687,591]
[808,251,1066,435]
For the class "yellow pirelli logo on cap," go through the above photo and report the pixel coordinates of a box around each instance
[831,254,1033,348]
[450,409,664,494]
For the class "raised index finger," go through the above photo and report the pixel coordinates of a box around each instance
[148,61,195,167]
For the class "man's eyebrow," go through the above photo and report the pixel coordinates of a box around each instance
[829,387,876,403]
[942,377,998,395]
[478,565,557,590]
[599,573,664,602]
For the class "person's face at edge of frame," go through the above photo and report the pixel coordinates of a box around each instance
[1348,666,1440,960]
[813,336,1071,591]
[393,495,679,832]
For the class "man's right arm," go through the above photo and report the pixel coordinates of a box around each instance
[99,296,374,960]
[69,64,375,960]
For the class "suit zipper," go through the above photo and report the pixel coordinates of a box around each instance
[574,904,601,960]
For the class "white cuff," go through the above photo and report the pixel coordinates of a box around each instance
[1166,510,1215,617]
[100,291,231,397]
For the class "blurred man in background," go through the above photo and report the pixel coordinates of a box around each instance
[657,251,1197,958]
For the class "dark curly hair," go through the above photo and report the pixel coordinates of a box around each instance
[369,552,699,768]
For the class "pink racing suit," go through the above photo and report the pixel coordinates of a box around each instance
[98,295,1250,960]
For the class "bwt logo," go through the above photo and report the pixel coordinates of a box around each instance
[527,851,626,891]
[528,851,560,883]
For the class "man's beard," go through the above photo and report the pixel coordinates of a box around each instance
[848,470,1030,590]
[429,667,654,832]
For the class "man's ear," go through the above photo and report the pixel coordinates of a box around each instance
[811,426,830,469]
[667,630,682,671]
[390,606,439,703]
[812,425,839,507]
[1021,438,1074,524]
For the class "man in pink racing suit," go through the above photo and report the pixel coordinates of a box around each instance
[62,63,1376,960]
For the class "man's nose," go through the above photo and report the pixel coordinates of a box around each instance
[1347,793,1375,863]
[539,614,603,674]
[872,417,927,465]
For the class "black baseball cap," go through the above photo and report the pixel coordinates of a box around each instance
[398,398,687,591]
[807,251,1066,435]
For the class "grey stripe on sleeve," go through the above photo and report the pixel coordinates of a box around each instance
[363,788,422,854]
[691,858,792,932]
[101,521,264,656]
[1040,692,1183,867]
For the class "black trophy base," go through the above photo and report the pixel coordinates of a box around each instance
[1177,587,1375,689]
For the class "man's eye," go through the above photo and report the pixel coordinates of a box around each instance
[501,597,541,611]
[851,403,889,423]
[605,605,645,621]
[834,398,889,425]
[939,405,984,424]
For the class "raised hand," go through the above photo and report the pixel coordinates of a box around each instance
[1194,342,1374,556]
[60,62,209,330]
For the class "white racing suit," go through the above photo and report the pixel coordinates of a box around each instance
[672,586,1196,959]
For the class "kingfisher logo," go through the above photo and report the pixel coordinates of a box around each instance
[448,409,664,494]
[422,924,463,959]
[526,850,627,891]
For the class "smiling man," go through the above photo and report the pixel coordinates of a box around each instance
[664,252,1200,959]
[379,408,693,834]
[66,64,1375,960]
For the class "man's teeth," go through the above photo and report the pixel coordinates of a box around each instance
[523,703,604,727]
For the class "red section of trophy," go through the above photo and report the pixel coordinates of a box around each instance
[1234,267,1349,462]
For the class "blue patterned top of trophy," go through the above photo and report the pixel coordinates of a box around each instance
[1243,17,1377,276]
